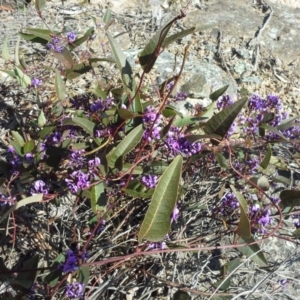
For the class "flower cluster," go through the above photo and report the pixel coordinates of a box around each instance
[7,146,21,174]
[248,204,271,233]
[65,170,90,193]
[30,78,42,88]
[59,249,78,273]
[142,106,163,142]
[171,205,179,223]
[291,214,300,229]
[217,192,239,215]
[174,91,188,101]
[0,193,15,206]
[31,180,49,195]
[67,31,76,43]
[90,98,114,113]
[165,127,202,157]
[65,282,84,299]
[141,174,158,188]
[69,150,85,168]
[217,94,234,110]
[47,36,63,53]
[234,157,259,175]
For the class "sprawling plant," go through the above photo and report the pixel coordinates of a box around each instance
[0,2,299,298]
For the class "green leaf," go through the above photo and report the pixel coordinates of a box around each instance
[117,108,135,120]
[107,124,144,167]
[69,27,95,51]
[15,254,39,289]
[11,131,25,146]
[277,115,300,130]
[38,110,47,127]
[72,117,95,136]
[53,47,73,69]
[38,126,55,139]
[280,190,300,207]
[215,152,229,169]
[172,290,191,300]
[90,182,107,213]
[161,27,196,48]
[185,134,222,143]
[14,66,31,88]
[292,228,300,238]
[138,155,183,243]
[230,185,251,239]
[237,236,268,267]
[66,62,92,80]
[24,140,35,153]
[103,8,112,24]
[10,140,23,156]
[55,70,66,101]
[23,28,52,41]
[78,266,89,286]
[173,116,202,127]
[204,97,248,143]
[259,124,290,142]
[260,143,272,169]
[213,258,241,290]
[2,35,10,61]
[138,19,174,73]
[209,85,229,101]
[35,0,46,10]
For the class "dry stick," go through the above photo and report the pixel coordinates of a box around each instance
[253,1,274,72]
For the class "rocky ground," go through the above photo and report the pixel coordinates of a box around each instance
[0,0,300,299]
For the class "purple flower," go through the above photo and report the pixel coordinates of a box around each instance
[47,132,62,144]
[31,180,48,195]
[30,78,42,88]
[65,282,84,298]
[69,150,85,168]
[47,37,63,53]
[141,175,158,188]
[248,94,264,111]
[0,193,15,206]
[217,95,234,110]
[67,31,76,43]
[65,170,90,193]
[171,205,179,223]
[143,106,162,125]
[88,157,101,169]
[175,91,188,101]
[59,249,78,273]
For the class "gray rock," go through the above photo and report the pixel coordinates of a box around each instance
[183,0,300,66]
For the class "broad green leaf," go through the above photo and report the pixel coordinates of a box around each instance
[185,134,222,143]
[0,194,43,224]
[277,115,300,130]
[14,66,31,88]
[143,161,168,175]
[230,185,251,239]
[259,124,289,142]
[160,116,175,139]
[38,110,47,127]
[213,258,241,290]
[138,155,183,243]
[19,32,49,44]
[53,47,73,69]
[215,152,229,169]
[66,63,92,80]
[106,31,142,114]
[43,253,64,286]
[173,116,202,127]
[204,97,248,143]
[172,290,191,300]
[11,131,25,146]
[162,27,196,48]
[14,36,21,67]
[107,124,143,167]
[24,140,35,153]
[2,35,10,61]
[69,27,95,51]
[293,228,300,238]
[237,236,268,267]
[122,163,143,174]
[23,28,52,41]
[78,266,89,286]
[209,85,229,101]
[103,8,112,24]
[35,0,46,10]
[138,19,174,73]
[10,140,23,156]
[123,188,154,198]
[55,70,66,101]
[280,190,300,207]
[16,254,39,289]
[162,107,183,118]
[90,182,107,213]
[38,126,55,138]
[260,143,272,169]
[72,117,95,136]
[257,176,270,191]
[117,108,135,120]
